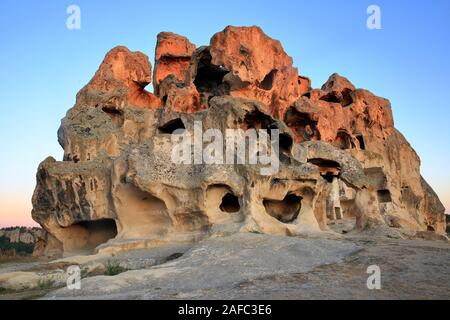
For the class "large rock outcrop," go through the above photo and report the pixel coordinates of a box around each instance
[31,26,446,256]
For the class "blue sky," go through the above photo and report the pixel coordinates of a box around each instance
[0,0,449,226]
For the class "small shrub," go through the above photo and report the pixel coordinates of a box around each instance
[37,278,55,290]
[104,260,127,276]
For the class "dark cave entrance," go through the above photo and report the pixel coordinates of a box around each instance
[279,133,293,154]
[333,131,354,150]
[284,107,320,142]
[356,134,366,150]
[320,89,353,107]
[307,158,341,182]
[72,218,118,251]
[220,193,241,213]
[377,189,392,203]
[263,193,302,223]
[258,69,277,91]
[158,118,186,134]
[193,50,229,96]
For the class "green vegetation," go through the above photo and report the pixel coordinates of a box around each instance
[37,279,55,290]
[104,260,128,276]
[0,236,34,255]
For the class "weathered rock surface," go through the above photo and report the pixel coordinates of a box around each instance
[38,233,450,300]
[31,25,446,257]
[76,46,161,109]
[43,233,360,299]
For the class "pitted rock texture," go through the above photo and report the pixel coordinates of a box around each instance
[31,26,446,256]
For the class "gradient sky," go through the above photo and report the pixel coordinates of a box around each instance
[0,0,449,227]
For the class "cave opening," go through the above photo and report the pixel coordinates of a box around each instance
[356,134,366,150]
[302,92,311,98]
[279,133,293,154]
[307,158,341,182]
[115,183,172,238]
[333,131,354,150]
[320,92,340,104]
[193,50,229,95]
[263,193,302,223]
[243,110,276,131]
[219,193,241,213]
[284,107,320,142]
[377,189,392,203]
[258,69,277,91]
[72,218,117,251]
[158,118,186,134]
[322,172,335,183]
[320,89,353,107]
[308,158,340,168]
[340,88,353,107]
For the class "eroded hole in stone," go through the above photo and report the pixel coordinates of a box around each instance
[115,183,172,238]
[377,189,392,203]
[333,130,354,150]
[308,158,341,181]
[341,88,353,107]
[263,193,302,223]
[193,50,229,95]
[205,184,243,223]
[220,193,240,213]
[158,118,186,134]
[284,107,320,142]
[302,92,311,98]
[322,172,335,183]
[320,90,353,107]
[68,218,117,252]
[279,133,293,154]
[102,106,124,127]
[243,109,275,131]
[356,134,366,150]
[320,92,340,103]
[258,69,277,90]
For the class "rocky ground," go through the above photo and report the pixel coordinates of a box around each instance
[0,221,448,300]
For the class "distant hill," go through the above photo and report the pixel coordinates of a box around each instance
[0,227,43,256]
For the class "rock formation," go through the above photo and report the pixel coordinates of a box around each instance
[31,26,446,256]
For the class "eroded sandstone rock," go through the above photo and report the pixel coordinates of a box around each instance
[31,25,446,256]
[76,46,161,109]
[153,32,196,95]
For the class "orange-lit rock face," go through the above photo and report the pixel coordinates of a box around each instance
[309,74,393,143]
[160,79,204,113]
[209,26,300,118]
[298,76,311,96]
[153,32,196,95]
[76,46,161,109]
[285,74,394,144]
